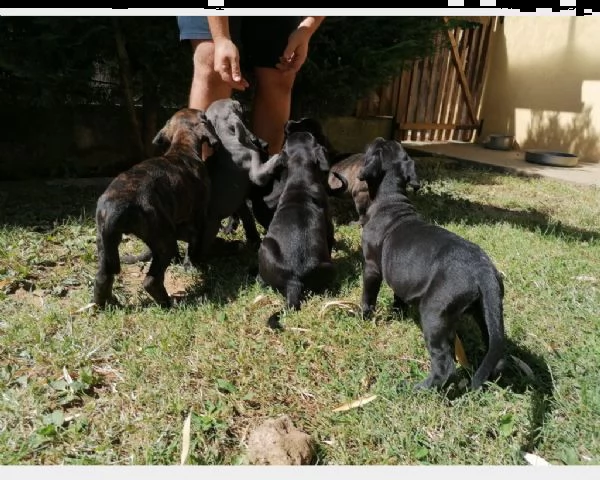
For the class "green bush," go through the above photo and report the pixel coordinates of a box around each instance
[0,16,471,118]
[292,16,461,117]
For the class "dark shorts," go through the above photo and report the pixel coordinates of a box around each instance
[177,16,302,69]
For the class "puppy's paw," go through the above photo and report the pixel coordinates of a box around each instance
[247,264,259,278]
[93,295,122,310]
[361,306,376,321]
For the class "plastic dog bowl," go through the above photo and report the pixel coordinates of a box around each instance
[524,150,579,168]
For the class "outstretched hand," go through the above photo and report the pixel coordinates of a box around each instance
[276,27,312,74]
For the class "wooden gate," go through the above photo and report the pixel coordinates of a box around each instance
[355,16,499,143]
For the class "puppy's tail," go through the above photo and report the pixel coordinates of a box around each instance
[471,272,506,389]
[285,278,304,311]
[96,211,122,276]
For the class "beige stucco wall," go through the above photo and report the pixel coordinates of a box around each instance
[478,16,600,163]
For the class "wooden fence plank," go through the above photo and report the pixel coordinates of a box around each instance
[460,25,479,141]
[355,16,497,145]
[442,27,462,140]
[431,40,451,141]
[424,47,441,141]
[399,122,479,131]
[444,18,478,128]
[406,59,422,141]
[395,67,412,141]
[415,56,431,141]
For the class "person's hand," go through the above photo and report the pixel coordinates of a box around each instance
[213,37,249,90]
[276,27,312,74]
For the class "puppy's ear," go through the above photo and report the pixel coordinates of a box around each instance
[314,143,330,172]
[284,120,294,136]
[358,148,382,182]
[198,111,220,147]
[152,127,169,147]
[401,157,421,192]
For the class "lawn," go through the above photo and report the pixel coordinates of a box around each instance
[0,156,598,465]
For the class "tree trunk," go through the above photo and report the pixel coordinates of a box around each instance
[111,17,145,163]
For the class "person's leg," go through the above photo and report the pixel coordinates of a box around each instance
[252,68,296,155]
[177,16,232,110]
[189,40,232,111]
[177,16,232,158]
[242,17,303,155]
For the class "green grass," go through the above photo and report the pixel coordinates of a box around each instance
[0,157,599,466]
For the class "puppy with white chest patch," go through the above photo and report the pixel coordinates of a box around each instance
[358,137,506,390]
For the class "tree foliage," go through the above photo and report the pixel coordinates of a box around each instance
[292,16,462,117]
[0,16,190,108]
[0,16,472,117]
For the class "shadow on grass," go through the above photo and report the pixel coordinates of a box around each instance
[180,238,262,308]
[329,181,598,245]
[412,189,598,243]
[2,158,597,244]
[0,180,107,229]
[381,307,555,454]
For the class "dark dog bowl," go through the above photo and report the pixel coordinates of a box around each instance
[524,149,579,168]
[484,134,515,151]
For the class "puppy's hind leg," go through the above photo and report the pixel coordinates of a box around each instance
[361,259,382,320]
[142,235,178,308]
[392,294,410,315]
[237,202,261,248]
[93,223,123,307]
[415,307,457,390]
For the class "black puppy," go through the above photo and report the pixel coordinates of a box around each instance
[257,127,348,310]
[202,98,283,254]
[359,137,505,390]
[93,108,218,308]
[223,116,349,236]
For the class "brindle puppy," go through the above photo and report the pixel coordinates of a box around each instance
[93,108,218,308]
[329,153,370,225]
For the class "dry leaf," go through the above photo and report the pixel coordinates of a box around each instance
[319,300,361,319]
[62,366,73,385]
[180,410,192,465]
[523,452,550,466]
[252,294,269,304]
[454,335,471,368]
[64,413,81,423]
[71,302,98,315]
[573,275,597,283]
[527,332,558,355]
[332,394,378,412]
[251,294,281,308]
